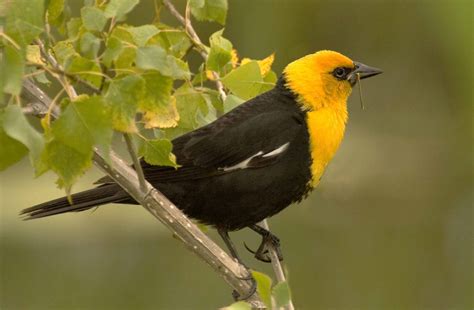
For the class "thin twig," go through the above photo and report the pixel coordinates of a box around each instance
[123,133,147,192]
[163,0,226,103]
[259,220,295,310]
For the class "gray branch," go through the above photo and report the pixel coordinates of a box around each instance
[20,78,265,308]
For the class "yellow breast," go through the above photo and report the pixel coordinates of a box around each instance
[307,106,348,187]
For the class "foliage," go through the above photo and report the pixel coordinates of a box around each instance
[0,0,276,192]
[0,0,287,307]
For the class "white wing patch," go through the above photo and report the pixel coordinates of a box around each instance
[262,142,289,158]
[219,142,290,172]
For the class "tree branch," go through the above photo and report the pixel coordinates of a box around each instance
[21,41,266,307]
[163,0,227,103]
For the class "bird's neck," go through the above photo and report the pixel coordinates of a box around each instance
[306,103,348,187]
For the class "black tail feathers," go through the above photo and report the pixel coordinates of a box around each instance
[20,185,129,220]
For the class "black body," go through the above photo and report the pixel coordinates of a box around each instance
[22,78,313,231]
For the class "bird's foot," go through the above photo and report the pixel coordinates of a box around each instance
[232,272,257,301]
[244,229,284,263]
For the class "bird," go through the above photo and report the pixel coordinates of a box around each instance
[22,49,381,285]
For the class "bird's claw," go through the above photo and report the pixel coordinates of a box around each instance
[244,233,284,263]
[232,273,257,301]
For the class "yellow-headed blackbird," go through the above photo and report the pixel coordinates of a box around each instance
[22,50,381,267]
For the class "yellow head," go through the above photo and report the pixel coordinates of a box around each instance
[283,50,382,111]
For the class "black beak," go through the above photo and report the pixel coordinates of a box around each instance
[348,61,383,86]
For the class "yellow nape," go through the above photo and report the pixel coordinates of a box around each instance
[284,50,354,186]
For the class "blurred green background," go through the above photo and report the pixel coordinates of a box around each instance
[1,0,472,309]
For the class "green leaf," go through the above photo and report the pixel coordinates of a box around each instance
[136,46,190,79]
[221,61,264,100]
[139,72,178,129]
[81,6,107,32]
[173,86,209,131]
[102,37,124,68]
[108,27,136,70]
[3,0,44,95]
[79,32,101,59]
[140,71,173,112]
[251,271,272,308]
[41,140,93,191]
[66,55,102,87]
[223,94,244,113]
[53,40,76,66]
[104,0,139,20]
[1,105,44,172]
[104,75,145,132]
[51,95,113,158]
[262,70,278,93]
[140,139,178,167]
[272,281,291,308]
[126,25,159,47]
[206,29,232,72]
[190,0,228,25]
[66,17,82,38]
[0,128,28,171]
[47,0,65,27]
[221,301,252,310]
[153,29,192,58]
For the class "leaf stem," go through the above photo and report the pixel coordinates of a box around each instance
[123,133,147,192]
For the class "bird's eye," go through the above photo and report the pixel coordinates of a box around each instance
[333,67,347,79]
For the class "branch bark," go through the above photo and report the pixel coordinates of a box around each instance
[21,67,265,309]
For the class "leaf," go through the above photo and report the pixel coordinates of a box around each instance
[3,0,44,95]
[220,301,252,310]
[221,61,264,100]
[223,94,244,113]
[241,53,275,76]
[104,75,145,132]
[26,45,44,65]
[108,26,136,70]
[102,36,123,67]
[66,17,82,38]
[139,71,178,128]
[142,97,180,129]
[0,128,28,171]
[261,70,277,93]
[66,55,102,87]
[153,29,192,58]
[1,105,45,172]
[173,86,209,130]
[51,95,113,157]
[272,281,291,308]
[251,271,272,309]
[126,25,159,47]
[189,0,228,25]
[53,40,76,66]
[140,139,178,167]
[47,0,65,27]
[104,0,139,20]
[79,32,101,59]
[136,46,190,79]
[206,29,232,73]
[81,6,107,32]
[40,140,93,192]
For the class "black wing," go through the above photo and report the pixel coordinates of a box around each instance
[97,93,304,184]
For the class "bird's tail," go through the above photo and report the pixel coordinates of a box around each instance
[20,185,129,220]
